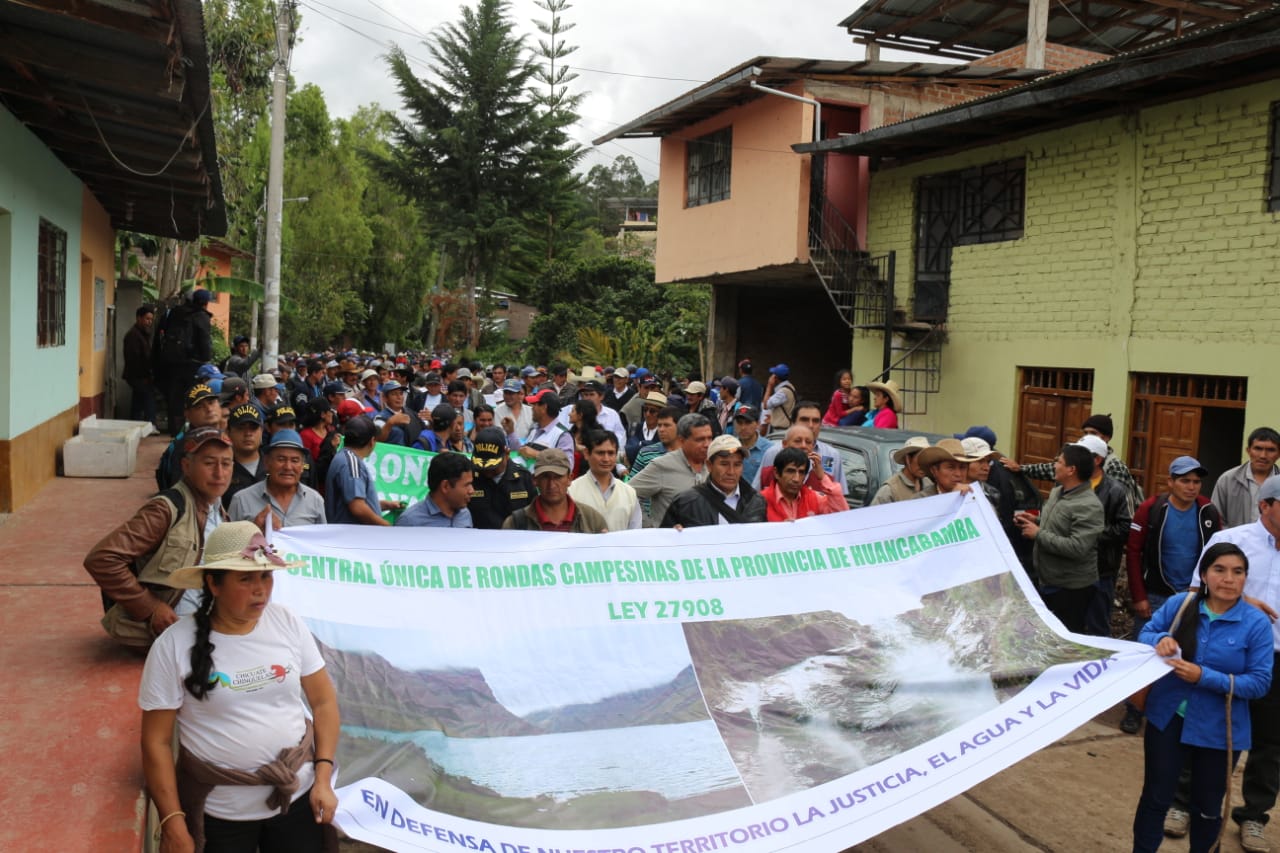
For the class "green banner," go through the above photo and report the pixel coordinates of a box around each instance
[365,442,530,521]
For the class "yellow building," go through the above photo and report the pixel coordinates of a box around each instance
[797,7,1280,496]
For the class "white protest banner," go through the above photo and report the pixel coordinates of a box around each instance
[271,492,1170,853]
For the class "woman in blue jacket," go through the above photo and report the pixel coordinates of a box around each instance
[1132,542,1274,852]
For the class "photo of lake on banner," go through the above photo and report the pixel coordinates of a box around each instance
[308,619,752,829]
[684,573,1100,803]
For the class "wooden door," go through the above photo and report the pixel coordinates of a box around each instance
[1150,403,1201,483]
[1020,392,1065,467]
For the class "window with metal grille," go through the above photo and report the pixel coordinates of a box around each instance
[686,127,732,207]
[1269,101,1280,213]
[914,157,1025,322]
[37,218,66,348]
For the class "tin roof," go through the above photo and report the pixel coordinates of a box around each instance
[0,0,226,239]
[837,0,1274,61]
[797,6,1280,164]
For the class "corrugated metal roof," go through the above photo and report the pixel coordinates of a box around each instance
[797,5,1280,163]
[837,0,1274,60]
[591,55,1046,145]
[0,0,226,239]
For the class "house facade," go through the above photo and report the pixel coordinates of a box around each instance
[0,0,225,510]
[597,56,1060,398]
[798,9,1280,496]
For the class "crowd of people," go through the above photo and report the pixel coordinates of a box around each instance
[103,294,1280,852]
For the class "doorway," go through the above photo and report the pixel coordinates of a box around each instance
[1128,372,1247,497]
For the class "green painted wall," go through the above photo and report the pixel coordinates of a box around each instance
[861,80,1280,456]
[0,107,84,440]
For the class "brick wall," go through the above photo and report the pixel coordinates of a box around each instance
[973,42,1108,72]
[858,80,1280,438]
[872,80,1025,127]
[1132,91,1280,338]
[865,80,1279,345]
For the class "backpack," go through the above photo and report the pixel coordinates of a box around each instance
[156,302,196,364]
[155,431,184,491]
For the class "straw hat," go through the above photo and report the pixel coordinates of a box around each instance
[916,438,985,469]
[891,436,931,465]
[867,379,903,412]
[166,521,304,590]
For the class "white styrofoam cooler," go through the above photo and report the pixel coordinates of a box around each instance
[62,416,155,478]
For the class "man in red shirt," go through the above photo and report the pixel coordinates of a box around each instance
[502,449,607,533]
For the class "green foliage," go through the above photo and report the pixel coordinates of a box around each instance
[210,319,232,365]
[523,256,710,374]
[203,0,280,247]
[582,156,657,234]
[377,0,577,347]
[575,321,665,369]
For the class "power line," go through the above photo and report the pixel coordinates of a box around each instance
[305,0,424,38]
[298,2,434,68]
[363,0,428,39]
[564,64,705,83]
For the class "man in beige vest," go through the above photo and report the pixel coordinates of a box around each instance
[84,426,232,649]
[568,431,641,530]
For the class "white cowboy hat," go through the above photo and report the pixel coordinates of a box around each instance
[166,521,304,590]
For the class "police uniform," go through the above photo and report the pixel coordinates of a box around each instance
[223,403,268,509]
[468,427,535,529]
[469,462,536,530]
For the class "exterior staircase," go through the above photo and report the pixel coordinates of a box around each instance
[807,192,944,421]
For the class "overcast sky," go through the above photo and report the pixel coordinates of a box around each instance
[289,0,929,181]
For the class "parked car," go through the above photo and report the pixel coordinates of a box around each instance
[815,426,1043,515]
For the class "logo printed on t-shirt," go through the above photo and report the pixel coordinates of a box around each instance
[211,663,292,692]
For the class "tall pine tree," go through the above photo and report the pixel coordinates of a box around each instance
[379,0,552,348]
[523,0,586,271]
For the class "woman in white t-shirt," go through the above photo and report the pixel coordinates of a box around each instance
[139,521,339,853]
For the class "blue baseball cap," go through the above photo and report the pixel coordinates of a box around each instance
[955,425,997,448]
[769,364,790,378]
[502,378,524,393]
[266,428,305,452]
[1169,456,1208,477]
[322,380,347,396]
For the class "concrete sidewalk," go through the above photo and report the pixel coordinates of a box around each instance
[0,436,169,852]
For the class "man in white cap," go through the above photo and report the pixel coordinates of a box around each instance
[604,367,635,415]
[661,434,765,527]
[683,380,721,437]
[871,437,937,505]
[250,373,280,417]
[1070,434,1132,638]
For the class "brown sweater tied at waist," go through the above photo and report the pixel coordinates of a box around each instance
[174,718,336,852]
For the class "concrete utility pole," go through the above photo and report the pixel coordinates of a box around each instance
[262,0,294,372]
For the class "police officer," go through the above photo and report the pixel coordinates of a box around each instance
[468,426,535,529]
[223,403,267,509]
